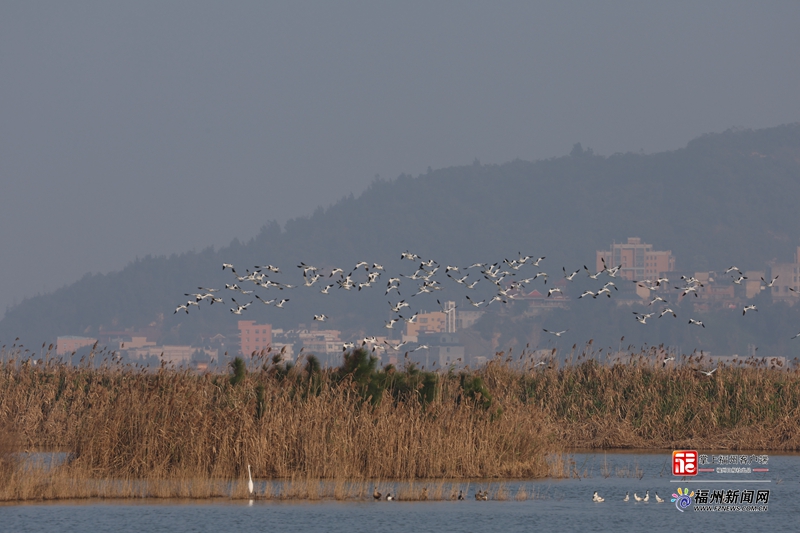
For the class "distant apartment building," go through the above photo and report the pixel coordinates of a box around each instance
[415,332,465,367]
[238,320,272,356]
[769,247,800,304]
[123,336,156,350]
[405,311,446,338]
[596,237,675,282]
[56,336,97,356]
[516,288,570,311]
[96,323,163,348]
[673,271,735,302]
[403,307,483,342]
[298,329,342,355]
[743,271,765,299]
[126,344,217,367]
[456,309,483,330]
[269,329,295,361]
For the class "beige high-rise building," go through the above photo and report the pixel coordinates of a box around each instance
[238,320,272,356]
[405,311,446,337]
[596,237,675,281]
[56,336,97,356]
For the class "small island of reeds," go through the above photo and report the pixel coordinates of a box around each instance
[2,344,799,502]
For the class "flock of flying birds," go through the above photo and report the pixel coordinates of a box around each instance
[174,251,800,352]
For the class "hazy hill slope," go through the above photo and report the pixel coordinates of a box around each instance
[2,124,799,346]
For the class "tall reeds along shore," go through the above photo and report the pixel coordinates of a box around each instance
[1,343,799,501]
[521,348,800,450]
[0,347,555,501]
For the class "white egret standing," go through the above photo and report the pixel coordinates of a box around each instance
[247,464,254,496]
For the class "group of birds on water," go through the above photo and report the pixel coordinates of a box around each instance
[370,486,486,501]
[246,468,485,502]
[248,472,659,504]
[174,251,800,352]
[593,490,663,503]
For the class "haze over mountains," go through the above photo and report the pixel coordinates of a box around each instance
[3,124,800,356]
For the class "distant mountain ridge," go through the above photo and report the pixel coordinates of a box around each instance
[2,123,800,346]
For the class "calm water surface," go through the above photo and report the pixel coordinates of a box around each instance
[2,452,797,532]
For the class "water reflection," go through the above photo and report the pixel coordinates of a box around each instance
[2,452,798,533]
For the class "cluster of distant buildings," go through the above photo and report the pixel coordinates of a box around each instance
[56,237,800,370]
[56,334,219,369]
[237,303,486,369]
[596,237,800,306]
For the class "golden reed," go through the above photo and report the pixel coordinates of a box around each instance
[2,344,799,501]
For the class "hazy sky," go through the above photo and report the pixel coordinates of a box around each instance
[1,2,799,317]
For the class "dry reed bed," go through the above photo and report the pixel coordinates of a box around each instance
[0,464,542,502]
[0,350,554,501]
[2,346,800,502]
[520,352,800,450]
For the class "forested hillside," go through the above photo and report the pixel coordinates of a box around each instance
[2,124,800,352]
